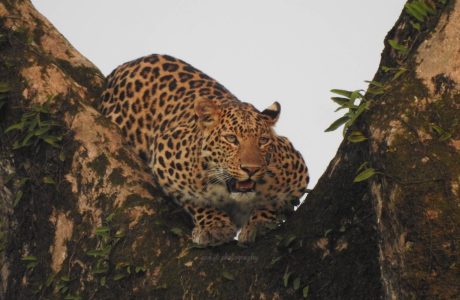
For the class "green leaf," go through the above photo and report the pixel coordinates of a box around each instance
[430,123,444,135]
[115,229,125,238]
[113,273,126,281]
[335,102,357,111]
[388,39,408,54]
[381,66,393,72]
[330,89,353,98]
[411,1,434,18]
[59,151,66,161]
[92,267,108,274]
[393,68,407,80]
[270,256,282,265]
[364,80,384,88]
[40,120,60,127]
[283,235,297,248]
[106,212,115,222]
[349,90,363,102]
[21,255,37,261]
[59,286,69,294]
[41,135,61,147]
[86,249,106,257]
[430,123,452,141]
[406,4,425,21]
[303,285,310,298]
[410,21,421,31]
[439,132,452,141]
[46,273,57,287]
[21,131,36,146]
[14,190,23,207]
[17,177,29,187]
[356,162,369,173]
[347,131,367,143]
[26,261,38,269]
[0,82,10,93]
[418,1,435,14]
[366,88,384,95]
[334,106,349,112]
[222,271,235,281]
[293,277,301,290]
[12,141,22,150]
[33,125,51,136]
[5,122,24,133]
[346,101,369,128]
[42,176,56,185]
[325,116,349,132]
[28,116,39,130]
[170,227,183,236]
[95,226,110,236]
[283,268,292,287]
[60,275,70,282]
[413,3,429,18]
[115,262,128,270]
[354,167,376,183]
[22,110,37,119]
[330,97,350,106]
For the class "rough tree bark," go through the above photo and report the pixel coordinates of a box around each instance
[0,0,458,299]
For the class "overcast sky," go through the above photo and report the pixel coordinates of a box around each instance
[32,0,405,187]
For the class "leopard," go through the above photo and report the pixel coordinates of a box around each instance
[100,54,309,245]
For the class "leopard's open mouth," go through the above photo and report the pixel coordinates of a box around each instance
[227,179,256,193]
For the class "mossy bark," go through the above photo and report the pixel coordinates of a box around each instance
[0,0,458,299]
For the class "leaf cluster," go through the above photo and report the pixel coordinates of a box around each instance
[282,266,310,298]
[405,0,436,30]
[354,162,377,183]
[4,99,63,149]
[324,88,371,136]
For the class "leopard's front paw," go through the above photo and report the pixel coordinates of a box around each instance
[238,219,278,243]
[192,220,237,246]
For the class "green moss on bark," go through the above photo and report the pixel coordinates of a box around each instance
[366,4,460,295]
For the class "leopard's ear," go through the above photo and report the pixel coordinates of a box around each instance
[261,101,280,126]
[195,98,221,129]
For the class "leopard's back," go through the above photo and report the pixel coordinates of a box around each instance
[100,54,236,162]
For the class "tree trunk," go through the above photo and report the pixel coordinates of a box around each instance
[0,0,458,299]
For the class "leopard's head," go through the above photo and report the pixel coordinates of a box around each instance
[195,98,280,198]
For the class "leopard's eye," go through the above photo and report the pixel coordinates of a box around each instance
[224,134,239,145]
[259,136,270,145]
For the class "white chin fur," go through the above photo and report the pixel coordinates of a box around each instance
[230,191,256,202]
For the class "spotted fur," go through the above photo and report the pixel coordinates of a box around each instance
[101,54,309,245]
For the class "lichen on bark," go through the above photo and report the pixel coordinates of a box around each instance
[366,1,460,298]
[0,2,160,299]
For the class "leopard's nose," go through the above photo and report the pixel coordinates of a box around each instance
[240,165,261,176]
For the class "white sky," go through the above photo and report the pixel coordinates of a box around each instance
[32,0,405,187]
